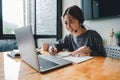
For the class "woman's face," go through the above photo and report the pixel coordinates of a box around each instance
[63,14,80,34]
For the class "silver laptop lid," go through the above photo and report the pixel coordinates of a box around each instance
[15,26,40,72]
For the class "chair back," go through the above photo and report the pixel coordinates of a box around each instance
[104,45,120,59]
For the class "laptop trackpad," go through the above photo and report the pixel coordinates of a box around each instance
[38,57,59,70]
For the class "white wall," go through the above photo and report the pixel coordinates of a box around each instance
[62,0,120,46]
[84,16,120,45]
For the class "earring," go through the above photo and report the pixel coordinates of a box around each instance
[79,23,81,26]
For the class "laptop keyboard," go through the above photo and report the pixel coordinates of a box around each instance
[39,57,59,70]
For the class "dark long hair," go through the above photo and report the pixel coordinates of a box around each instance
[63,5,85,29]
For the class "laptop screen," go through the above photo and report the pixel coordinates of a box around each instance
[15,26,40,72]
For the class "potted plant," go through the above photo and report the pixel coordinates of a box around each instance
[115,31,120,46]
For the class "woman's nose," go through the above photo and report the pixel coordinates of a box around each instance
[67,24,73,31]
[67,23,72,28]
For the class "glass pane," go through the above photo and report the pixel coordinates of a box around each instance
[2,0,24,34]
[30,0,35,34]
[36,0,57,35]
[26,0,35,34]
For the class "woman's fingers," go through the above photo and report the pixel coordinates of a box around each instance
[77,52,90,57]
[70,51,78,57]
[54,48,58,53]
[70,51,90,57]
[49,47,58,55]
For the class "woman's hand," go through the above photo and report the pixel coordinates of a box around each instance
[70,46,91,57]
[48,46,58,55]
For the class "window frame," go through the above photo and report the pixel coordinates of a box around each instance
[0,0,62,47]
[0,0,3,39]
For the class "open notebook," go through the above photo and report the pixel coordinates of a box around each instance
[54,52,93,64]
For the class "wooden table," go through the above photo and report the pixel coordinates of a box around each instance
[0,52,120,80]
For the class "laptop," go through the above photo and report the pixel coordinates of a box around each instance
[14,26,72,73]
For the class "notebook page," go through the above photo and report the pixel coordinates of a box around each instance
[63,56,93,63]
[55,52,71,58]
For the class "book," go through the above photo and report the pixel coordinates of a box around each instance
[55,52,71,58]
[12,50,20,54]
[63,56,93,63]
[7,49,20,58]
[55,52,93,63]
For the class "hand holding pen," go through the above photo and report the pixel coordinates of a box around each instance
[48,43,58,55]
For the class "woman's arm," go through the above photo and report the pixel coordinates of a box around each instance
[70,46,91,56]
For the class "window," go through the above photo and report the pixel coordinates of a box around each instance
[2,0,24,34]
[36,0,57,35]
[0,0,62,48]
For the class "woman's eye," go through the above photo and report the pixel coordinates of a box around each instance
[70,21,73,23]
[64,21,74,25]
[70,21,74,24]
[65,22,67,24]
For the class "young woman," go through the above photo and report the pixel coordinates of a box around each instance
[49,5,106,57]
